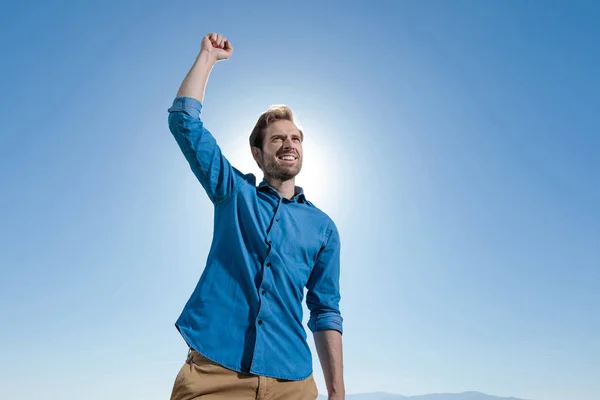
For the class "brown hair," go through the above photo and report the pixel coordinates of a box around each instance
[249,105,304,149]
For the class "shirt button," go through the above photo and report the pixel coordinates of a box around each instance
[276,217,280,222]
[258,320,263,325]
[261,290,266,295]
[266,262,272,268]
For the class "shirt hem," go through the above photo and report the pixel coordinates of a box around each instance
[176,323,312,381]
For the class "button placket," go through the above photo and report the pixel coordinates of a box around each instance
[256,197,281,334]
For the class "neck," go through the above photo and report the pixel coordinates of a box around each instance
[264,176,296,199]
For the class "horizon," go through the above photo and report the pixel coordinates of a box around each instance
[316,390,530,399]
[1,1,599,400]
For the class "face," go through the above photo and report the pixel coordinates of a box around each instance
[252,119,303,182]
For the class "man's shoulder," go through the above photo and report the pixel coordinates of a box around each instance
[225,170,260,191]
[302,199,338,231]
[239,172,258,186]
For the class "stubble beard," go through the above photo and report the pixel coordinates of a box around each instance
[263,155,302,182]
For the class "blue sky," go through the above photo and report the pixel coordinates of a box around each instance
[1,1,599,399]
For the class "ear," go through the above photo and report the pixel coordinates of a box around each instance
[251,146,263,170]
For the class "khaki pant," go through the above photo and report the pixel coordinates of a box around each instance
[170,349,319,400]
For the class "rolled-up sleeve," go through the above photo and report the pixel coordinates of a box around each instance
[306,220,343,334]
[168,97,241,203]
[169,96,203,119]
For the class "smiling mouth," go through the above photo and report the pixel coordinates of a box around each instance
[277,154,297,162]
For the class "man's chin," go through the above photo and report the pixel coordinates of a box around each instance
[271,167,301,181]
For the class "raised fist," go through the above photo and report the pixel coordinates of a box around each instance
[201,33,233,61]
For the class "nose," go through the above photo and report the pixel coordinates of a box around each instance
[282,136,295,150]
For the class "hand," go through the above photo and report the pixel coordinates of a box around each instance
[201,32,233,61]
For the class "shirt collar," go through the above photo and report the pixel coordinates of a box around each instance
[258,179,308,203]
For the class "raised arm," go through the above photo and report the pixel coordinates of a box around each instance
[176,33,233,102]
[168,33,241,203]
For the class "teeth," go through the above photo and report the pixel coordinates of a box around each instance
[280,155,295,161]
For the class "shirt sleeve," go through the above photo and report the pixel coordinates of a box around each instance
[167,97,242,203]
[306,219,343,334]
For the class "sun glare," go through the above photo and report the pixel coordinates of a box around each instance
[295,133,337,206]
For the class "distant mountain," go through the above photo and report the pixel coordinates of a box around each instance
[317,392,529,400]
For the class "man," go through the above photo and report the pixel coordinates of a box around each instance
[167,32,345,400]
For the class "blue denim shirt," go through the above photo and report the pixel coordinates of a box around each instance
[167,97,343,381]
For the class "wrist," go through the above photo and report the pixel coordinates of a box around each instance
[196,50,218,66]
[328,386,345,398]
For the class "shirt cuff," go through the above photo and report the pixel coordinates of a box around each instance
[168,97,203,119]
[308,313,343,335]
